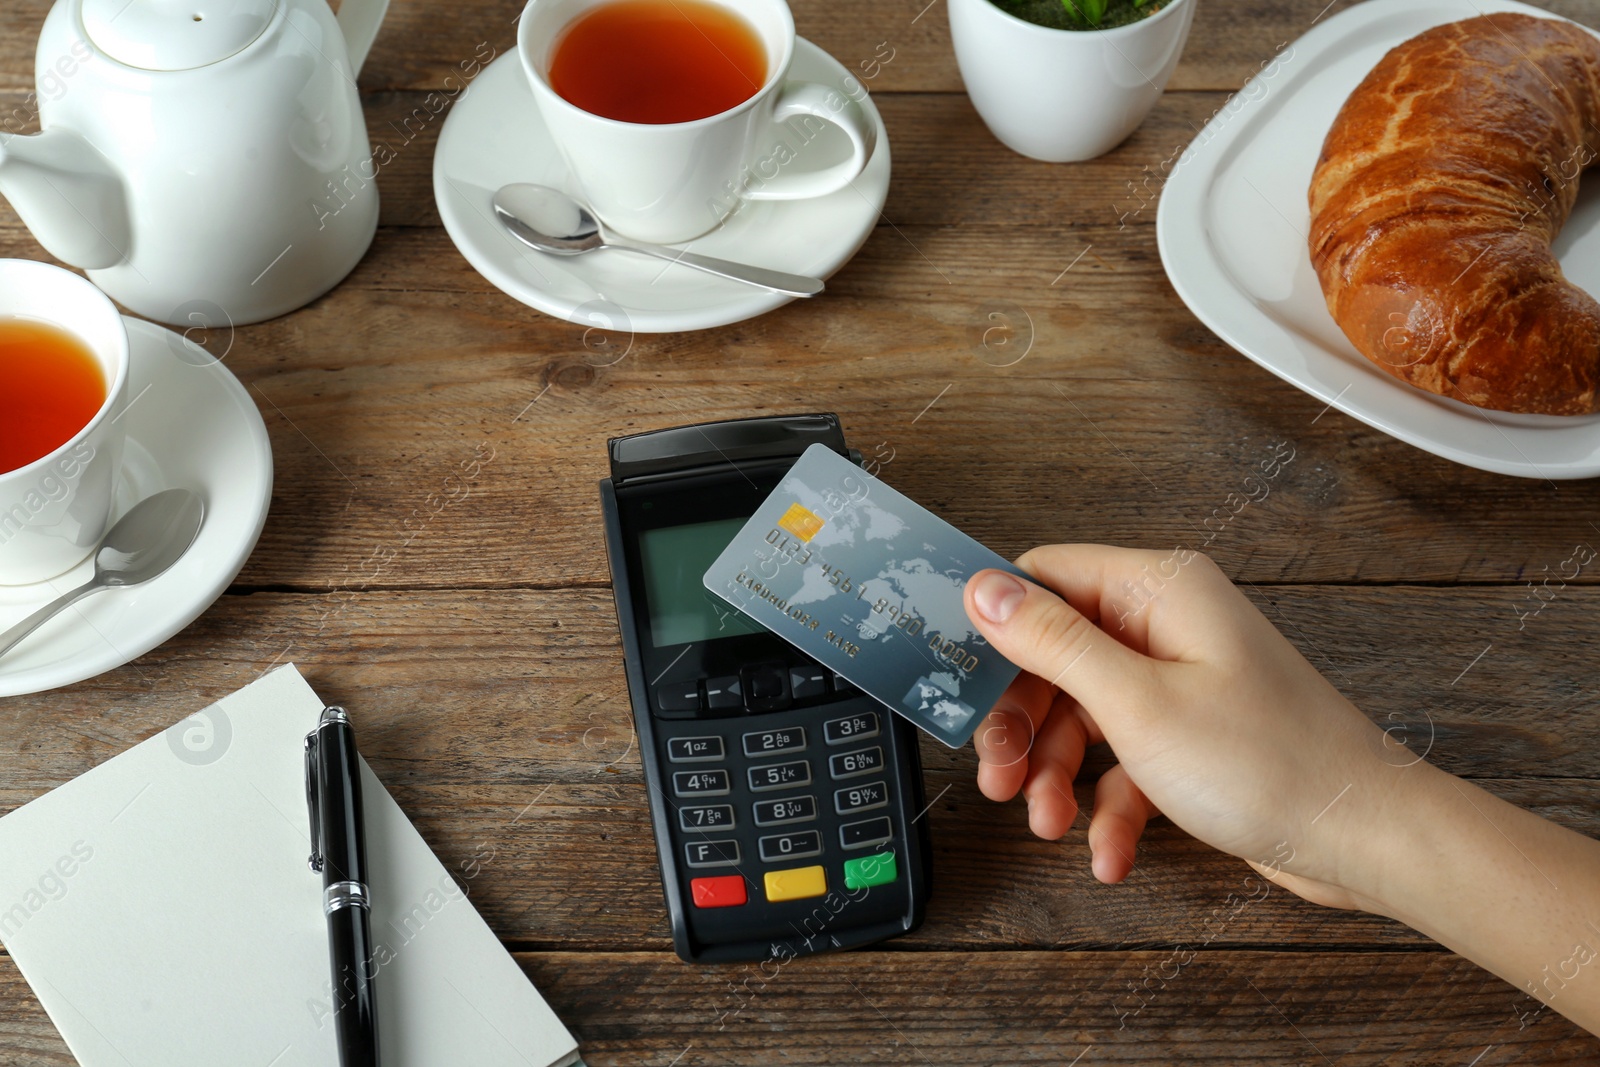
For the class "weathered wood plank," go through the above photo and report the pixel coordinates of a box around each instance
[1,0,1594,98]
[530,949,1597,1065]
[2,948,1594,1065]
[4,70,1596,588]
[0,237,1584,589]
[2,0,1597,1062]
[356,87,1233,232]
[2,588,1596,951]
[201,305,1600,592]
[0,87,1345,233]
[0,81,1585,237]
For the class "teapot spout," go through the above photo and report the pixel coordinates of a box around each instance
[0,128,130,271]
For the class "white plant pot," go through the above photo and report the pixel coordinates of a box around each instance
[949,0,1198,162]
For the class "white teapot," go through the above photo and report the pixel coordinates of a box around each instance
[0,0,389,327]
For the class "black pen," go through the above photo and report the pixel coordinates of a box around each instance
[305,706,380,1067]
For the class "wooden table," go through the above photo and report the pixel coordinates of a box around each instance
[4,0,1600,1061]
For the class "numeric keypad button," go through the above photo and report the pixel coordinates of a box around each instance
[834,780,889,815]
[673,769,730,797]
[747,760,812,792]
[743,727,806,758]
[666,736,724,763]
[684,839,740,868]
[678,805,735,832]
[840,817,894,850]
[824,711,879,745]
[758,830,823,862]
[752,795,818,826]
[829,746,883,779]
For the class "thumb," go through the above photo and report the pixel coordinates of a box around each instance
[965,569,1157,714]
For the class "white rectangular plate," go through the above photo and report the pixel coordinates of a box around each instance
[1156,0,1600,479]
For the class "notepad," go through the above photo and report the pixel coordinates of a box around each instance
[0,665,582,1067]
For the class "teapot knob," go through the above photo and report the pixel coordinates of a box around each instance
[80,0,279,71]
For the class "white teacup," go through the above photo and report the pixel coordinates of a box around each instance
[517,0,877,244]
[0,260,129,585]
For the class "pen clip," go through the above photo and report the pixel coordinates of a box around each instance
[304,720,324,873]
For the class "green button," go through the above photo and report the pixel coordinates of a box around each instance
[843,851,898,890]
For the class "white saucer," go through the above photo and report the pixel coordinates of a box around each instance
[0,318,273,696]
[433,41,891,333]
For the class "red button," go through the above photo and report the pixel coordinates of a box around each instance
[691,874,747,908]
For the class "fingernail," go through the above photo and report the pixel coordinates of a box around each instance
[971,571,1026,623]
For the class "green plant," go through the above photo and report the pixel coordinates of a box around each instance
[1060,0,1151,27]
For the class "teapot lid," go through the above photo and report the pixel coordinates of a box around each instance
[81,0,280,71]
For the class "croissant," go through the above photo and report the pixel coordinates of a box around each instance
[1308,13,1600,415]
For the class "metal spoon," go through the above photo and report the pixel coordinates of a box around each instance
[0,488,205,660]
[492,183,825,298]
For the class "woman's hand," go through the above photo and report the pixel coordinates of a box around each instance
[963,544,1425,912]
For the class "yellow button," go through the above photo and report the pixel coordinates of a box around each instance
[764,864,827,903]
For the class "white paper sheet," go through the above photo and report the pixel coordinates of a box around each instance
[0,664,581,1067]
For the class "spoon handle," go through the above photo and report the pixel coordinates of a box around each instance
[613,242,825,298]
[0,580,101,660]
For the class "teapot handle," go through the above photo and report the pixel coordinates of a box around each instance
[337,0,391,77]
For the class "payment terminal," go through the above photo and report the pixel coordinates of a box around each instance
[599,413,932,963]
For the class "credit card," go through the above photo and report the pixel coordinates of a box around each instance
[702,443,1028,748]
